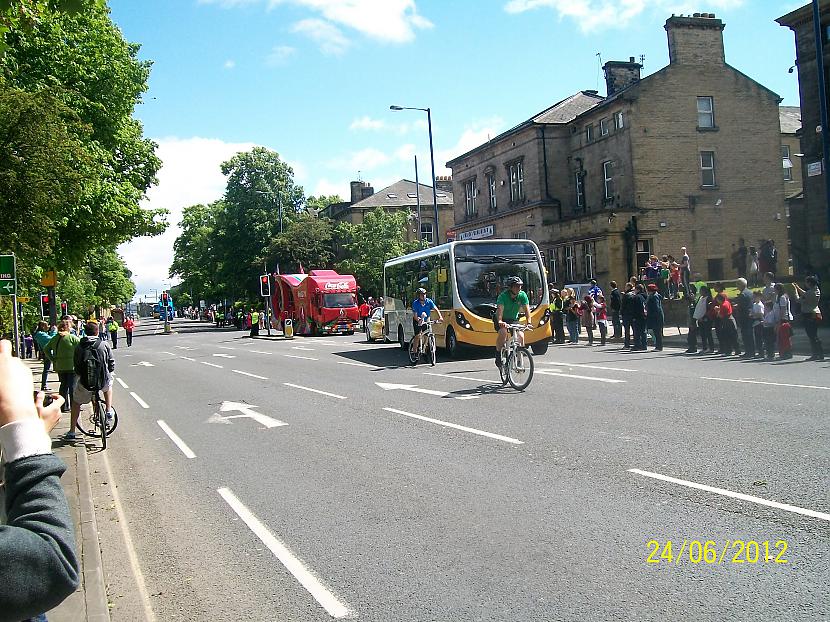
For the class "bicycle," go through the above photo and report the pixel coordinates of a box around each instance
[498,324,534,391]
[76,390,118,449]
[409,319,439,366]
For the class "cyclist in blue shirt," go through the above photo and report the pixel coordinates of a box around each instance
[412,287,443,354]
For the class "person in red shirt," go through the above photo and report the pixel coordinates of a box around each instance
[359,300,371,331]
[713,293,740,356]
[595,294,608,346]
[122,316,135,347]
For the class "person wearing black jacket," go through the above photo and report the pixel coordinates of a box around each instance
[632,284,648,350]
[609,281,622,339]
[620,283,637,349]
[0,339,79,622]
[735,278,756,358]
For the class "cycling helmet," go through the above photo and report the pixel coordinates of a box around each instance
[416,287,427,294]
[506,276,523,286]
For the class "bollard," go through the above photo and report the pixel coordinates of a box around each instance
[284,318,294,339]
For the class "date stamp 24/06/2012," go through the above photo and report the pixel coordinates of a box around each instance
[646,540,788,565]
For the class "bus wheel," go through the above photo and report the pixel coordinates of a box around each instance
[398,325,407,350]
[530,339,549,356]
[445,327,459,358]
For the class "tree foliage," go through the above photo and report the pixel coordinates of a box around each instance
[265,213,334,274]
[336,208,422,297]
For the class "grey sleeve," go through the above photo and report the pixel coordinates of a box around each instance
[0,454,79,622]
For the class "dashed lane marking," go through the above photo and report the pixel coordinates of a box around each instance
[216,345,235,350]
[115,377,129,389]
[129,392,149,409]
[250,350,272,355]
[539,361,636,372]
[535,370,626,384]
[284,383,347,400]
[283,354,318,361]
[337,360,377,369]
[700,376,830,391]
[157,420,196,459]
[217,487,353,618]
[629,468,830,522]
[423,372,496,383]
[382,407,523,445]
[232,369,269,380]
[180,356,195,362]
[202,361,223,369]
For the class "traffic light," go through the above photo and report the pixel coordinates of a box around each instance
[161,291,168,305]
[40,293,50,317]
[260,275,270,297]
[60,301,67,315]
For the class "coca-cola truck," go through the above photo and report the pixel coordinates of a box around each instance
[271,270,360,335]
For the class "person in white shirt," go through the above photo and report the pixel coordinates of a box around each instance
[750,291,765,359]
[761,300,777,360]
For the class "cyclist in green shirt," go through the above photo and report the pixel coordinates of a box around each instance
[494,276,531,368]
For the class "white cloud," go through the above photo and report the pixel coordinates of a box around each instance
[223,59,236,69]
[271,0,432,44]
[349,116,386,131]
[349,115,429,135]
[394,143,416,162]
[198,0,260,7]
[266,45,297,66]
[118,137,259,300]
[347,147,389,170]
[438,117,507,176]
[311,178,346,199]
[504,0,744,33]
[292,18,350,55]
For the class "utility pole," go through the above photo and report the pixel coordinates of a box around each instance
[812,0,830,237]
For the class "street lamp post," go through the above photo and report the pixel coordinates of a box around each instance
[391,105,439,246]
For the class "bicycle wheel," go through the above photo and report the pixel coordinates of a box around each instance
[76,403,99,437]
[498,350,509,385]
[428,335,436,366]
[506,347,534,391]
[97,398,107,449]
[408,337,419,364]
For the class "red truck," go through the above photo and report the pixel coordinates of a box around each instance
[271,270,360,336]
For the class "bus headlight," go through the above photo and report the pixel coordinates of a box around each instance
[538,309,551,327]
[455,311,472,330]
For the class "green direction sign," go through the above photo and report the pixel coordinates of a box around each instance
[0,255,15,296]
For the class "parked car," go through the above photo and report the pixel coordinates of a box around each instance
[366,307,384,342]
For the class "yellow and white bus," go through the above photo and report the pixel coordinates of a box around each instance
[383,239,551,356]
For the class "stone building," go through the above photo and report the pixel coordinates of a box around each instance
[447,13,789,289]
[324,177,454,245]
[780,106,805,272]
[778,2,830,277]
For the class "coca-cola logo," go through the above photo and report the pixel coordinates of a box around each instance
[324,282,350,290]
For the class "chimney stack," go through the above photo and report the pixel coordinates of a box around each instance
[603,57,642,97]
[664,13,725,65]
[350,180,374,203]
[435,175,453,194]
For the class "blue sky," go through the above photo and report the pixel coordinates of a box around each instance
[111,0,803,300]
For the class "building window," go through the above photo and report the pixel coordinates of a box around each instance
[464,178,477,217]
[636,239,652,273]
[600,118,609,136]
[700,151,716,187]
[486,173,497,209]
[614,111,624,129]
[583,241,596,280]
[585,124,594,142]
[697,96,714,128]
[575,172,585,209]
[420,222,433,244]
[509,161,524,203]
[602,160,615,201]
[549,248,558,283]
[782,144,793,181]
[512,231,528,239]
[565,245,576,282]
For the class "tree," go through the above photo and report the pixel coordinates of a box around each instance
[265,213,334,273]
[337,208,421,296]
[305,194,343,216]
[0,0,104,54]
[169,202,223,303]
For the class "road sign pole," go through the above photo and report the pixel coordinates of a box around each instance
[47,285,56,325]
[11,255,20,357]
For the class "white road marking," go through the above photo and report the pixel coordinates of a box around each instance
[337,360,377,369]
[283,354,318,361]
[180,356,196,362]
[217,487,353,618]
[383,407,523,445]
[160,351,176,356]
[216,345,235,350]
[212,353,236,358]
[217,401,287,428]
[250,350,272,355]
[232,369,268,380]
[376,381,479,400]
[424,372,495,383]
[701,376,830,391]
[629,468,830,522]
[103,451,157,622]
[202,361,223,369]
[174,346,196,350]
[115,377,129,389]
[292,346,315,351]
[129,392,149,409]
[540,361,636,372]
[284,383,347,400]
[157,420,196,459]
[132,361,155,367]
[535,370,626,384]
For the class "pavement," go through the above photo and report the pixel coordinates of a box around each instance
[23,319,829,621]
[24,359,110,622]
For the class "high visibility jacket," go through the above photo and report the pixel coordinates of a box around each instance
[549,298,563,313]
[251,312,260,324]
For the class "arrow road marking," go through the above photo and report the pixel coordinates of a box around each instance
[213,353,236,358]
[382,407,523,445]
[216,401,286,428]
[132,361,155,367]
[375,382,479,400]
